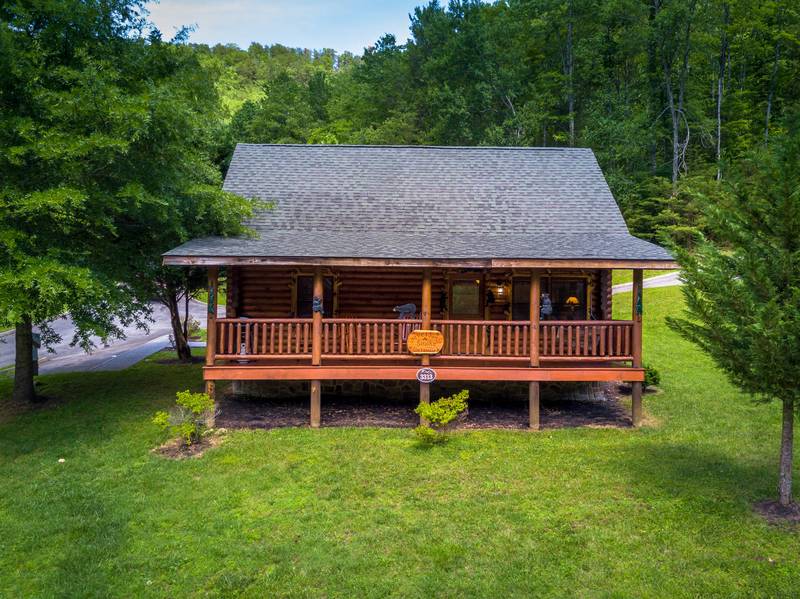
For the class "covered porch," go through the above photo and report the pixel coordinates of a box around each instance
[195,260,657,429]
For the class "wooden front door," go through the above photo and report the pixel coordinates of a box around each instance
[449,277,484,320]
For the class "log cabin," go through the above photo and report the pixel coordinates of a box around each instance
[163,144,676,428]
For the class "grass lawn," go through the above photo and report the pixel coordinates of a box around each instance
[194,285,226,307]
[612,269,677,286]
[1,285,798,597]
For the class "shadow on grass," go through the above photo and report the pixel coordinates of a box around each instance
[613,440,777,515]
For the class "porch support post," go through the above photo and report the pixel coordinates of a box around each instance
[419,268,432,422]
[529,270,541,429]
[205,267,218,427]
[529,270,541,367]
[631,269,643,427]
[311,267,323,428]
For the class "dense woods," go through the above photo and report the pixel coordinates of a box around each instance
[203,0,799,242]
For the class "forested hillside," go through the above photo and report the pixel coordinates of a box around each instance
[195,0,799,241]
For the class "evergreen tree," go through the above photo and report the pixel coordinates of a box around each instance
[667,110,800,508]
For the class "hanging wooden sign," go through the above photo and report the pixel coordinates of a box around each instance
[407,329,444,355]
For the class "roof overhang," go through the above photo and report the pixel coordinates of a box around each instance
[162,255,679,270]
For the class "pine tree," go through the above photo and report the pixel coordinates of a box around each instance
[667,110,800,508]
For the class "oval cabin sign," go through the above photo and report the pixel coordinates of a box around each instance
[407,329,444,355]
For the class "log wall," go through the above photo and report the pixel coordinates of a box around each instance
[226,266,611,320]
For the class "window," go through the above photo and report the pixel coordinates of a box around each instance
[512,279,530,320]
[512,276,589,320]
[450,279,482,318]
[296,276,333,317]
[549,279,587,320]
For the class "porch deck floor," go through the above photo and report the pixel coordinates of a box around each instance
[217,383,631,430]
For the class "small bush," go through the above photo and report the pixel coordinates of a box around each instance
[414,389,469,444]
[153,390,216,446]
[186,316,202,339]
[644,363,661,390]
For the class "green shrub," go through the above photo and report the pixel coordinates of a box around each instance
[414,390,469,444]
[644,363,661,390]
[153,390,216,446]
[186,316,202,339]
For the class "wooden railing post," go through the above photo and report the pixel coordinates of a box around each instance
[631,269,644,426]
[419,268,432,421]
[310,267,323,428]
[205,267,219,368]
[529,269,541,429]
[205,267,218,425]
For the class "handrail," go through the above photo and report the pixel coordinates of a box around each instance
[212,317,636,363]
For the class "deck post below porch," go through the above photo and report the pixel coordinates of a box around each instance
[205,267,219,427]
[631,269,643,426]
[310,266,323,428]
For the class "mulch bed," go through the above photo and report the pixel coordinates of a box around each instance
[153,433,224,459]
[217,384,631,430]
[753,500,800,526]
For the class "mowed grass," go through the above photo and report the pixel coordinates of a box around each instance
[1,286,798,598]
[611,269,677,286]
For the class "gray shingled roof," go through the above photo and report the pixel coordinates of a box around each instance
[164,144,673,262]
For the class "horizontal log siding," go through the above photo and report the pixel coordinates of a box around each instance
[229,266,294,318]
[600,269,613,320]
[227,267,608,321]
[336,267,445,319]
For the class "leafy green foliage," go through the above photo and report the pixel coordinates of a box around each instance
[153,390,216,446]
[666,115,800,403]
[643,363,662,390]
[414,389,469,444]
[0,1,257,379]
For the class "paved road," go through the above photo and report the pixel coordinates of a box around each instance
[612,271,682,295]
[0,300,210,374]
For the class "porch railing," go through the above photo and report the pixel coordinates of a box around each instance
[216,318,313,359]
[432,320,531,358]
[213,318,635,363]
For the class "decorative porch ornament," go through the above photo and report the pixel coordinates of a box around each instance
[416,367,437,384]
[541,293,553,317]
[636,288,643,316]
[207,285,215,314]
[407,330,445,355]
[312,295,323,313]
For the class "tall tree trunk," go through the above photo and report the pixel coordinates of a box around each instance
[165,289,192,363]
[183,289,190,340]
[13,317,37,404]
[566,0,575,147]
[764,39,781,143]
[647,0,661,176]
[664,63,680,190]
[716,3,729,181]
[778,398,794,507]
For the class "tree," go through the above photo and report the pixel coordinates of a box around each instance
[106,39,256,363]
[667,111,800,508]
[0,1,254,400]
[0,0,156,403]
